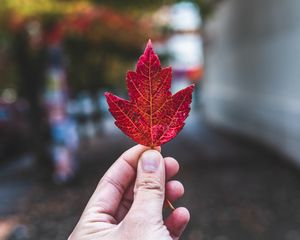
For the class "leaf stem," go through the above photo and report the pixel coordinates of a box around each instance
[166,199,175,211]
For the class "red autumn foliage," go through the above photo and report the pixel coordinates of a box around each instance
[105,40,194,147]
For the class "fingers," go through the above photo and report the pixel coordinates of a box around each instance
[86,145,153,219]
[129,150,165,218]
[165,157,179,179]
[165,180,184,202]
[164,165,189,239]
[165,207,190,240]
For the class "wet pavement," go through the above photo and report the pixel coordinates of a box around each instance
[1,110,300,240]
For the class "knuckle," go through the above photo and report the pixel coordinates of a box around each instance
[135,176,164,197]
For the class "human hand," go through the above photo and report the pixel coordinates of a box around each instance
[68,145,190,240]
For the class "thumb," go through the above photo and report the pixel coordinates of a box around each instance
[130,149,165,218]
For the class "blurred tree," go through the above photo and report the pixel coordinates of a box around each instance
[92,0,217,17]
[0,0,219,92]
[0,0,155,92]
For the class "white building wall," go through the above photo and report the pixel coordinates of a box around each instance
[203,0,300,164]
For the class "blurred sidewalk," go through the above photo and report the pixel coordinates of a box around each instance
[0,155,35,216]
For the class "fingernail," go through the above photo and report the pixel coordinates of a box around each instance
[141,150,160,173]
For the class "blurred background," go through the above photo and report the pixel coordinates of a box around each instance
[1,0,300,239]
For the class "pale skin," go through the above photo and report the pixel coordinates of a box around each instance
[69,145,190,240]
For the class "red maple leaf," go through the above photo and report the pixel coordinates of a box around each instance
[105,40,194,147]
